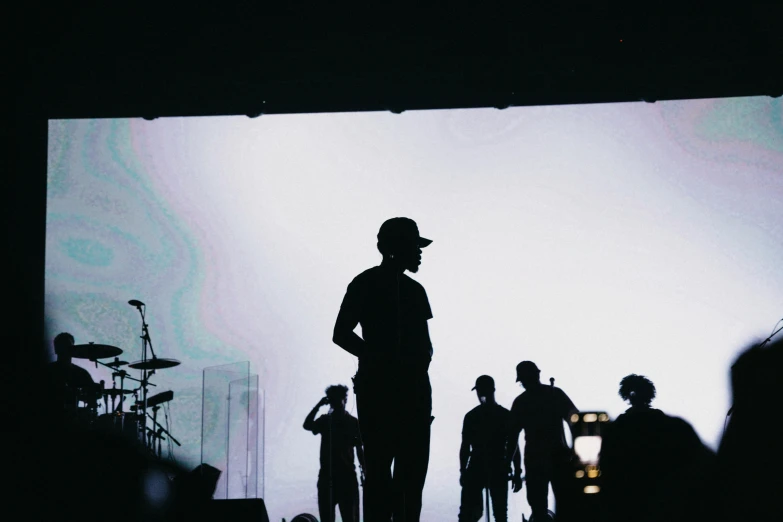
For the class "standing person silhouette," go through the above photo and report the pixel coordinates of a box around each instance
[303,385,364,522]
[459,375,522,522]
[333,217,434,522]
[507,361,578,522]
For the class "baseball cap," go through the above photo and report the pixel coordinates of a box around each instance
[516,361,540,381]
[377,217,432,248]
[472,375,495,391]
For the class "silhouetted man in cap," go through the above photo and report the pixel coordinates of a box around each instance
[459,375,522,522]
[333,217,434,522]
[507,361,577,522]
[303,385,365,522]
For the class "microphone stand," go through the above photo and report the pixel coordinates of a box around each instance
[135,303,159,451]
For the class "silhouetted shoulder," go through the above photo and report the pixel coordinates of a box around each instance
[464,404,483,420]
[511,391,528,410]
[339,267,379,313]
[350,266,383,284]
[344,267,379,295]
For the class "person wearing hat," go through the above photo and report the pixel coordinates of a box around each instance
[507,361,578,521]
[332,217,435,522]
[458,375,522,522]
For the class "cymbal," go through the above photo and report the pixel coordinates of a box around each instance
[106,360,129,368]
[128,358,180,370]
[69,343,123,360]
[103,389,133,396]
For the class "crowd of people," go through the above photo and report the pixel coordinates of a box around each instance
[309,216,783,522]
[12,215,780,522]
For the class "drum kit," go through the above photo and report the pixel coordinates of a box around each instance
[63,299,181,458]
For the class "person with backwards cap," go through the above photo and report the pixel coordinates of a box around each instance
[507,361,578,522]
[459,375,522,522]
[333,217,435,522]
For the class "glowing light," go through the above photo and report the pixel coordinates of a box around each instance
[575,470,585,478]
[584,485,601,494]
[599,413,609,422]
[571,414,580,423]
[583,413,598,423]
[574,436,602,465]
[587,469,599,478]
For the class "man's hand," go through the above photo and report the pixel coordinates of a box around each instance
[511,472,523,493]
[318,396,330,407]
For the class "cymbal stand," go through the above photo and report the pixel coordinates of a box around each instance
[91,358,150,413]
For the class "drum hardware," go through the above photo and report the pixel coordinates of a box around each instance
[142,407,181,458]
[47,300,183,458]
[91,357,152,414]
[128,358,181,370]
[127,299,180,454]
[106,358,129,368]
[68,343,123,360]
[103,388,133,396]
[142,390,174,408]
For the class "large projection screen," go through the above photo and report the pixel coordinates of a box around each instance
[45,96,783,520]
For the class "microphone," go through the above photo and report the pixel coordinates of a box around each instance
[128,299,145,308]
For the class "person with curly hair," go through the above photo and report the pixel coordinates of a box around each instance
[303,384,365,522]
[600,374,716,522]
[617,374,656,409]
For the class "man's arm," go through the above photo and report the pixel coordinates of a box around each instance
[459,435,471,474]
[559,388,578,419]
[303,397,329,432]
[507,402,523,468]
[333,282,366,358]
[355,438,366,484]
[512,441,521,475]
[459,416,471,486]
[510,440,523,492]
[333,309,366,358]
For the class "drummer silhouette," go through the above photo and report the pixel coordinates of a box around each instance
[44,332,99,415]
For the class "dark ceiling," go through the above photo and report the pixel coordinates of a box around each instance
[17,2,783,119]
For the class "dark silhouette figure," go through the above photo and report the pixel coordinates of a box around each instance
[14,329,188,522]
[507,361,578,522]
[43,332,99,418]
[599,374,717,522]
[459,375,522,522]
[303,384,365,522]
[333,217,434,522]
[717,334,783,522]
